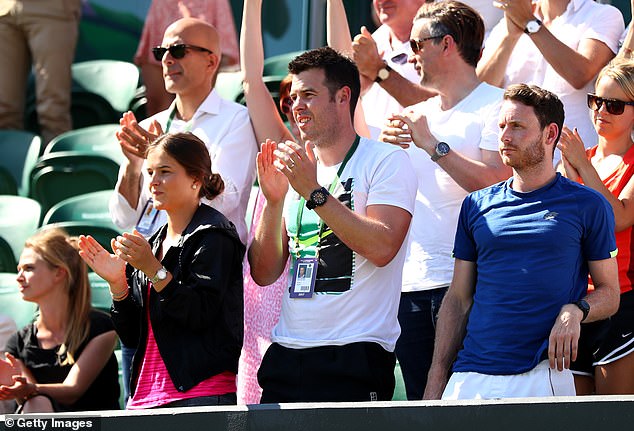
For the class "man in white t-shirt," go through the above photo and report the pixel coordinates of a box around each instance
[109,18,257,244]
[249,47,417,403]
[348,0,433,139]
[478,0,624,160]
[379,1,511,400]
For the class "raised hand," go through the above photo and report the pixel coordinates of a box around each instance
[274,140,319,199]
[116,111,163,161]
[257,139,289,205]
[78,235,126,286]
[112,230,159,277]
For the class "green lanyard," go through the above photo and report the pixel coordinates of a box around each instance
[164,106,195,132]
[292,135,360,257]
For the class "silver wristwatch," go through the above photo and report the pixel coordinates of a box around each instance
[431,142,450,162]
[150,266,168,284]
[524,18,542,35]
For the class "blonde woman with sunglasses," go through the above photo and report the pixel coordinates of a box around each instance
[558,58,634,395]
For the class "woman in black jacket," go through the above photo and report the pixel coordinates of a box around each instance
[79,132,244,409]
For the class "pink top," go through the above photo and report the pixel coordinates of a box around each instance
[134,0,239,67]
[127,283,236,409]
[237,191,287,404]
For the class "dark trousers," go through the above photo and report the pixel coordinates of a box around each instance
[258,342,396,403]
[395,287,448,400]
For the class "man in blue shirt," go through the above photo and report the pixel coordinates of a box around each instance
[424,83,620,400]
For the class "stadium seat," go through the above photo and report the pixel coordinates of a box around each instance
[0,166,17,196]
[29,151,120,217]
[262,51,304,76]
[215,72,244,103]
[44,124,124,164]
[71,60,140,113]
[0,273,37,328]
[41,190,121,253]
[25,60,140,132]
[88,272,112,313]
[0,130,42,196]
[0,237,17,273]
[42,190,117,227]
[39,222,119,255]
[0,196,41,264]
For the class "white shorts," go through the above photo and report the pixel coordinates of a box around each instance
[442,360,575,400]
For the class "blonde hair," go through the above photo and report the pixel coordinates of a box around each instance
[24,228,91,365]
[596,58,634,101]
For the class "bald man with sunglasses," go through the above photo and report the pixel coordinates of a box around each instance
[110,18,257,245]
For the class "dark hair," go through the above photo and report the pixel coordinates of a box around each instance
[287,47,360,119]
[147,132,224,200]
[503,83,565,144]
[414,1,484,67]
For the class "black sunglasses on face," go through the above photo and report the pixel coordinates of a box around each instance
[587,93,634,116]
[151,44,213,61]
[409,35,445,53]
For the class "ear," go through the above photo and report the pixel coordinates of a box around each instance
[54,266,68,284]
[545,123,560,147]
[336,86,351,106]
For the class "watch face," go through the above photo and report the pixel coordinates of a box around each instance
[312,191,327,205]
[377,67,390,81]
[526,20,541,33]
[156,268,168,281]
[436,142,450,156]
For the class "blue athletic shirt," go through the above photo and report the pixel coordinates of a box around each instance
[452,173,617,375]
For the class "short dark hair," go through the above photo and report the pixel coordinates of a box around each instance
[414,1,484,67]
[503,84,565,144]
[147,132,224,200]
[288,47,360,119]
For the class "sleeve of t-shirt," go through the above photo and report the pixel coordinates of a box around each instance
[581,190,617,261]
[366,147,417,215]
[582,5,625,54]
[88,310,116,339]
[4,330,22,360]
[479,96,503,152]
[452,194,478,262]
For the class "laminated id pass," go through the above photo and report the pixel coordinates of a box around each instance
[136,198,161,236]
[289,257,318,298]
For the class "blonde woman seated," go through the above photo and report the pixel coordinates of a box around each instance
[0,229,120,412]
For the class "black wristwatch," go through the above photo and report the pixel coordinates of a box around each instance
[306,187,330,210]
[431,141,450,162]
[574,299,590,322]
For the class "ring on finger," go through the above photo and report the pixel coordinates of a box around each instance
[288,160,295,169]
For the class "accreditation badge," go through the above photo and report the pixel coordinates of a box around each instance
[289,257,318,298]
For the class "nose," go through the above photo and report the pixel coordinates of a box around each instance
[499,126,511,143]
[149,171,160,186]
[16,269,24,282]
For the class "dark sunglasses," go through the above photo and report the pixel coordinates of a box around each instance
[151,44,213,61]
[280,97,293,115]
[587,93,634,115]
[390,53,409,65]
[409,35,445,53]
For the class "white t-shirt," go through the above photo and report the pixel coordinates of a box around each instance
[402,83,503,292]
[460,0,503,35]
[109,89,258,243]
[273,138,417,352]
[362,25,421,140]
[483,0,624,160]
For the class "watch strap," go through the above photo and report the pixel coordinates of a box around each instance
[375,63,392,83]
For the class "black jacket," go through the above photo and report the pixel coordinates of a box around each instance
[112,204,244,394]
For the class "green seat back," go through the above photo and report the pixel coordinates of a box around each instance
[39,221,119,254]
[0,196,41,262]
[215,72,244,103]
[262,51,304,76]
[88,272,113,313]
[30,151,120,216]
[42,190,117,229]
[0,130,42,197]
[0,273,38,328]
[44,124,124,164]
[71,60,140,113]
[0,237,17,273]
